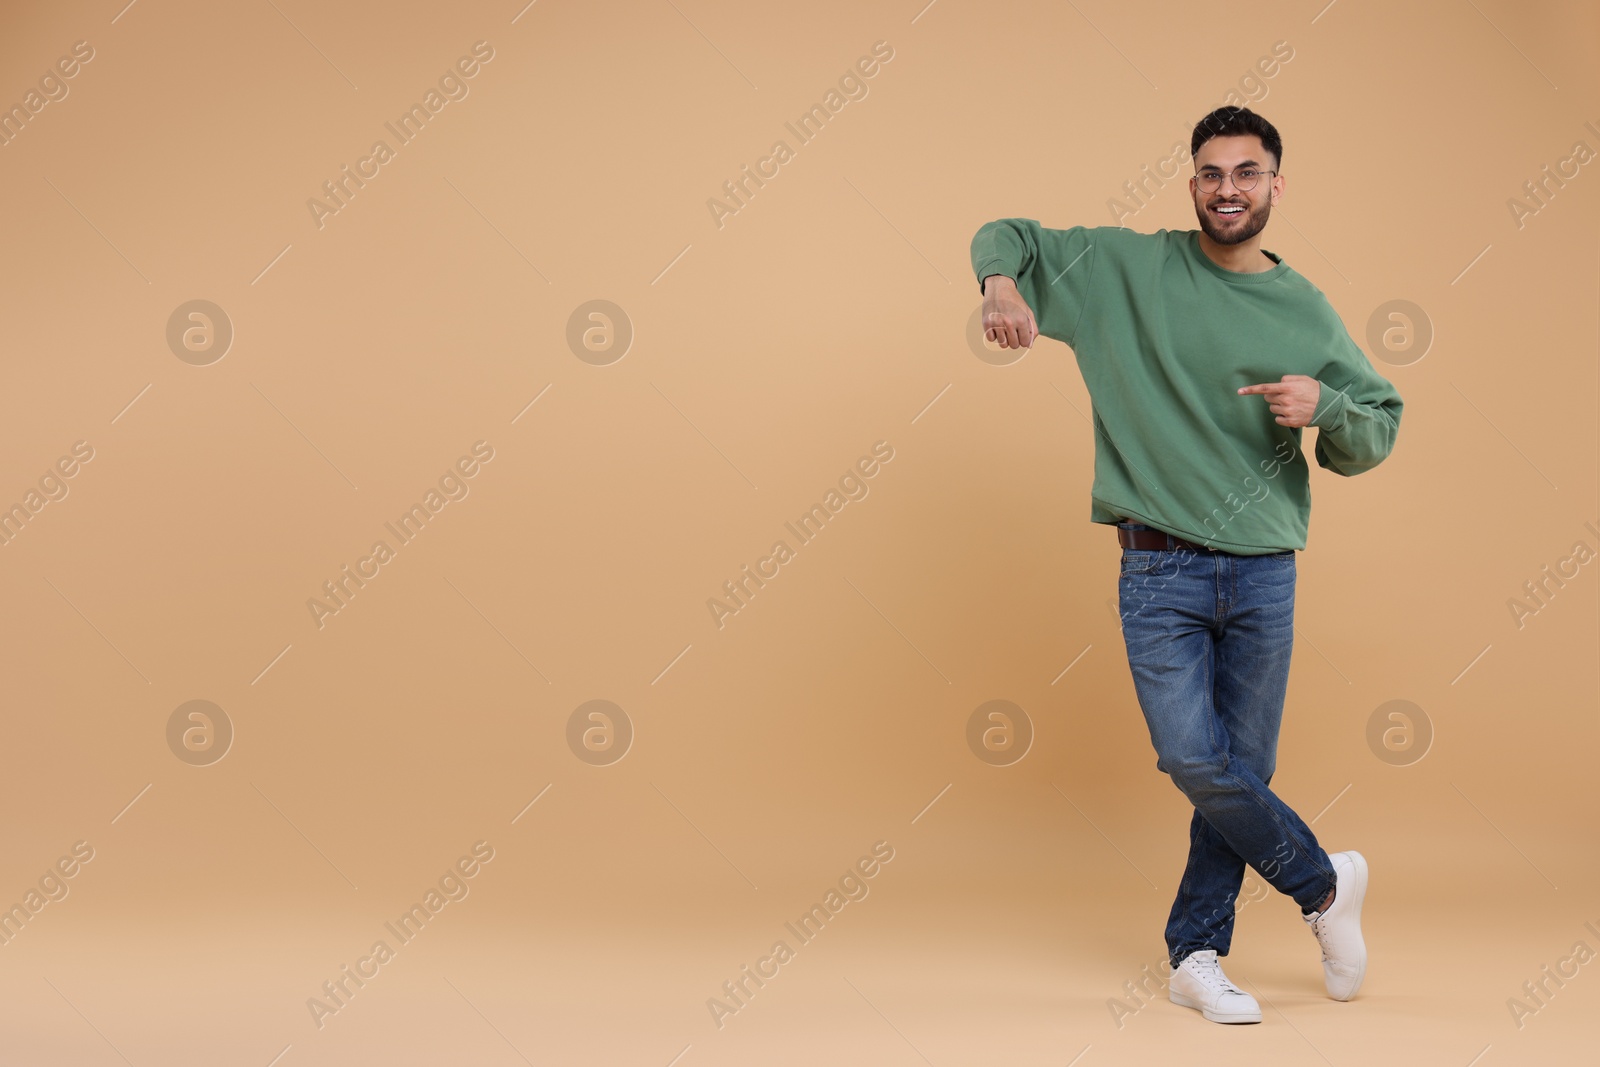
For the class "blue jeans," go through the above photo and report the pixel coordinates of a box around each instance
[1115,521,1336,969]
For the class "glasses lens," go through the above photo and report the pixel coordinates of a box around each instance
[1198,169,1264,192]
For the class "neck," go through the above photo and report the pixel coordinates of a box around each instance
[1197,231,1276,273]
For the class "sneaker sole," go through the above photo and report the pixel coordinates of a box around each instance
[1333,850,1369,1001]
[1169,990,1262,1024]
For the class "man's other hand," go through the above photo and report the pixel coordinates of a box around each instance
[1237,374,1322,427]
[981,275,1038,350]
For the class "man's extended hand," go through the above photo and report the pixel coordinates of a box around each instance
[980,275,1038,350]
[1237,374,1322,427]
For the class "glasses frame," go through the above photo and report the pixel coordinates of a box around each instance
[1193,167,1278,193]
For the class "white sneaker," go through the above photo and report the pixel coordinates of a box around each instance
[1168,949,1261,1024]
[1304,850,1368,1000]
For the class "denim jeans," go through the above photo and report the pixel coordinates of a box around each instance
[1115,521,1336,969]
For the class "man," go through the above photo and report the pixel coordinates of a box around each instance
[969,106,1401,1025]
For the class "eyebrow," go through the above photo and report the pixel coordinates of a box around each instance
[1198,160,1263,171]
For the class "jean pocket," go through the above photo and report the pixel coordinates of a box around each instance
[1268,550,1296,564]
[1120,550,1161,576]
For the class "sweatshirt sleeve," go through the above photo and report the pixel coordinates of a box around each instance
[970,218,1099,347]
[1308,335,1403,476]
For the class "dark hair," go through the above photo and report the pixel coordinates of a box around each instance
[1191,106,1282,171]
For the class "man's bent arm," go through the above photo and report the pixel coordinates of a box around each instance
[1309,375,1403,476]
[970,218,1098,347]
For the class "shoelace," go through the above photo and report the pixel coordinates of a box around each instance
[1306,912,1333,962]
[1185,951,1244,994]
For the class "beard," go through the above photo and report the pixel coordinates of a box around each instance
[1195,194,1270,245]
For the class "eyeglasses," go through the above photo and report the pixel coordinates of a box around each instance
[1194,167,1277,193]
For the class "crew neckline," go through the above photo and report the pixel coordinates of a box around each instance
[1185,229,1288,285]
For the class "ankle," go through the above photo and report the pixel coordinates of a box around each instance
[1303,886,1335,916]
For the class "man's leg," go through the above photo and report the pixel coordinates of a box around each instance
[1119,544,1335,969]
[1163,550,1337,964]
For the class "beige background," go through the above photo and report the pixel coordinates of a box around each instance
[1,0,1596,1063]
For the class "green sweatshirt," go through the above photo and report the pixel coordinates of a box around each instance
[970,221,1403,554]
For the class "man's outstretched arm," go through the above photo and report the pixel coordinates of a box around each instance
[970,219,1099,349]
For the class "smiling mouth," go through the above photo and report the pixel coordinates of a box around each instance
[1211,203,1247,219]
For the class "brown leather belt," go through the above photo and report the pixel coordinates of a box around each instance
[1116,519,1219,554]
